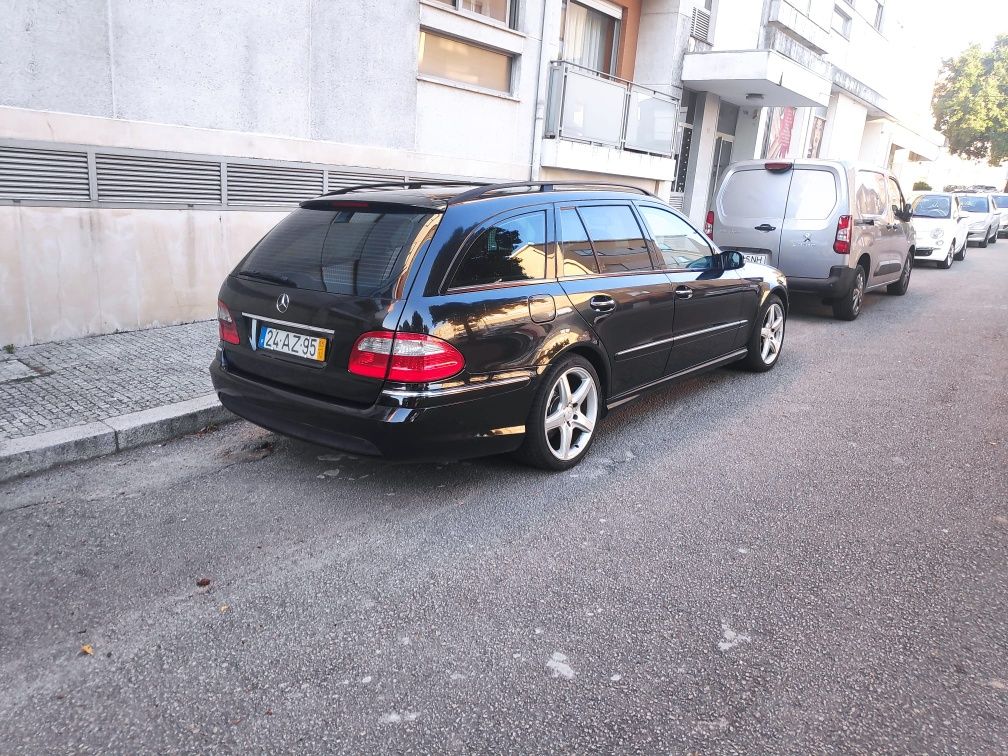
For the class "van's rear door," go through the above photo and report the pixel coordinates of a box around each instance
[713,163,791,268]
[218,201,441,406]
[777,166,842,279]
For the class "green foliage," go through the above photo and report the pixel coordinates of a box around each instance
[933,35,1008,165]
[913,181,932,191]
[2,344,13,355]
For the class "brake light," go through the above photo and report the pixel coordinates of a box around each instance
[704,210,714,240]
[765,162,793,172]
[217,300,240,344]
[348,330,465,383]
[834,214,852,254]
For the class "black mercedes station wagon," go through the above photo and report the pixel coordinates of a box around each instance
[211,181,788,469]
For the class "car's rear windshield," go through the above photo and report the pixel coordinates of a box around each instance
[238,207,437,295]
[912,195,951,218]
[958,195,989,212]
[993,194,1008,209]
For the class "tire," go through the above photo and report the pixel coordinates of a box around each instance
[742,294,786,372]
[515,355,601,470]
[938,246,953,269]
[953,238,965,261]
[979,231,989,248]
[833,265,866,321]
[887,253,912,295]
[990,226,998,245]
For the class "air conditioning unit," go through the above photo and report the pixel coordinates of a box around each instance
[691,7,711,42]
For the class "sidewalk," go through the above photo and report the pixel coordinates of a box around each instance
[0,321,235,481]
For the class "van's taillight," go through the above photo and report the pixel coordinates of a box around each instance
[704,210,714,240]
[217,300,240,344]
[765,162,793,172]
[348,331,465,383]
[834,214,852,254]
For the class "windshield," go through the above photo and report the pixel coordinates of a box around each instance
[912,195,951,218]
[993,194,1008,209]
[238,207,437,295]
[958,195,989,213]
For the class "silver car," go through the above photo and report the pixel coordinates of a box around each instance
[955,193,1000,247]
[712,159,913,321]
[991,193,1008,237]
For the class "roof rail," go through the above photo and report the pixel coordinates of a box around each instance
[322,179,489,196]
[447,181,657,204]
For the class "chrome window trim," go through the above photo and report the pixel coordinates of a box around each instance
[615,319,747,357]
[240,313,336,335]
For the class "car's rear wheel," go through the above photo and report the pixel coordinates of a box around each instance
[833,266,865,321]
[953,239,966,261]
[742,295,785,372]
[887,253,912,294]
[516,355,600,470]
[938,246,953,269]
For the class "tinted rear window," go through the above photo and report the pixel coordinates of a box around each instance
[720,169,789,219]
[785,169,838,220]
[994,195,1008,209]
[449,211,547,289]
[578,205,653,273]
[238,207,436,295]
[958,195,989,212]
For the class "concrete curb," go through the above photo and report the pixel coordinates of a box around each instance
[0,393,236,483]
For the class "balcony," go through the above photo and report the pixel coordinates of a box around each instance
[543,61,680,161]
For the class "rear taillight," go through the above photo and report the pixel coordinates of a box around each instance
[704,210,714,240]
[217,300,240,344]
[348,330,465,383]
[833,214,852,254]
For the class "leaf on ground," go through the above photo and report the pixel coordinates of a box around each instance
[219,603,230,613]
[196,577,212,588]
[80,644,94,656]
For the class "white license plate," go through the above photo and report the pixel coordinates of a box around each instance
[257,326,327,362]
[742,253,769,265]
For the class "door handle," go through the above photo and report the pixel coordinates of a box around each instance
[588,295,616,313]
[754,223,776,232]
[674,285,694,300]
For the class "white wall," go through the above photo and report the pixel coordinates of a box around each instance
[821,92,867,160]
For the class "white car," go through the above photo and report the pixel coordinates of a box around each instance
[992,193,1008,237]
[911,193,969,268]
[955,193,1000,247]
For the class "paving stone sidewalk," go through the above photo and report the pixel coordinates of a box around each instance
[0,321,218,441]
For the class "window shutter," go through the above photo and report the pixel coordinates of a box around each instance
[690,7,711,42]
[0,145,90,201]
[226,163,324,206]
[95,153,222,204]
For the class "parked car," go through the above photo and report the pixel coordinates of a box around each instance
[910,193,970,268]
[210,181,789,470]
[991,193,1008,237]
[953,193,1000,247]
[711,160,913,321]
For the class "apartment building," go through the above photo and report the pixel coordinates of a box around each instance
[0,0,941,347]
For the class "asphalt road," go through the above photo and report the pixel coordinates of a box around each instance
[2,244,1006,754]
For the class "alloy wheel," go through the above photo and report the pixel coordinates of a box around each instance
[760,302,785,365]
[543,367,598,461]
[851,270,864,315]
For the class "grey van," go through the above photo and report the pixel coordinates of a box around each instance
[712,160,914,320]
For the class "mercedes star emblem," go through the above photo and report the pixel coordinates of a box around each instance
[276,293,290,314]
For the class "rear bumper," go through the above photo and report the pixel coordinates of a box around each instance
[785,265,858,299]
[210,352,536,461]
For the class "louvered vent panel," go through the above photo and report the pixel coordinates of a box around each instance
[0,146,90,200]
[667,193,685,211]
[691,7,711,42]
[325,170,408,192]
[227,163,324,205]
[95,153,221,204]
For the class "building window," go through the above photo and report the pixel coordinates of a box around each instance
[872,1,884,31]
[831,6,851,38]
[418,30,514,93]
[562,0,622,76]
[432,0,519,29]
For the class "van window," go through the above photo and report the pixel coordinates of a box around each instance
[855,171,887,217]
[577,205,654,273]
[450,211,547,289]
[719,169,789,219]
[785,170,838,220]
[239,207,437,295]
[887,177,905,216]
[558,208,600,276]
[638,206,715,270]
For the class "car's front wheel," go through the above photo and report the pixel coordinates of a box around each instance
[990,226,999,245]
[516,355,600,470]
[979,230,989,248]
[887,253,912,294]
[938,246,953,269]
[742,294,786,372]
[953,239,966,261]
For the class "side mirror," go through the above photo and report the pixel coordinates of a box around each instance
[723,250,745,270]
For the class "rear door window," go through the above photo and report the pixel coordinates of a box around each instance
[785,169,838,220]
[239,207,437,295]
[638,205,716,270]
[449,211,547,289]
[558,208,600,276]
[719,168,789,219]
[577,205,654,273]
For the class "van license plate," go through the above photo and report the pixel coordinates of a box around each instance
[258,326,327,362]
[742,253,769,265]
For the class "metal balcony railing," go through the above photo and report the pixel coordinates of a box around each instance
[543,61,680,158]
